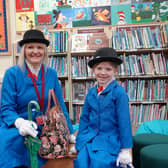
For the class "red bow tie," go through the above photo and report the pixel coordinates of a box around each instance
[27,73,38,81]
[97,86,104,93]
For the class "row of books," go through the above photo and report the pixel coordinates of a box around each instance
[119,52,168,76]
[48,56,68,76]
[72,81,95,102]
[130,104,167,125]
[47,31,68,53]
[119,79,167,101]
[72,103,167,125]
[112,25,168,50]
[71,56,94,77]
[71,79,167,103]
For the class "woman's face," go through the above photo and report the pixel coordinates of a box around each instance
[24,42,45,67]
[93,61,117,87]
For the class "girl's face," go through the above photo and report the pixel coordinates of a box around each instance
[93,61,117,87]
[25,43,45,68]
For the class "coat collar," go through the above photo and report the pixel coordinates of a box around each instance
[92,80,118,96]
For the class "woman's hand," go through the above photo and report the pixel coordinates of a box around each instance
[15,118,38,138]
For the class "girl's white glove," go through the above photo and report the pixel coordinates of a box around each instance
[69,145,77,155]
[69,134,76,143]
[15,118,38,138]
[116,148,133,168]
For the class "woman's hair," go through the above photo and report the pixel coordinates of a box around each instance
[17,44,49,69]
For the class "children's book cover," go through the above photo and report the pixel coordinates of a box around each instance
[131,2,153,23]
[71,34,88,52]
[91,6,111,25]
[16,11,35,32]
[152,1,168,22]
[52,8,73,28]
[35,11,53,26]
[72,7,92,27]
[88,33,109,50]
[15,0,34,12]
[111,4,132,25]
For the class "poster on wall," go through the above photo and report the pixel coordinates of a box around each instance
[0,0,11,55]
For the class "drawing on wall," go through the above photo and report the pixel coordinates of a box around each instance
[0,0,11,55]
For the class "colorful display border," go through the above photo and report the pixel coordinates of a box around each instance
[0,0,11,55]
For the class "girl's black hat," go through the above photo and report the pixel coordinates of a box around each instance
[88,47,123,68]
[18,29,50,47]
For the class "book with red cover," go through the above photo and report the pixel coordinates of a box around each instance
[88,33,109,50]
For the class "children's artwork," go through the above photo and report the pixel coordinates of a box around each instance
[111,0,131,4]
[92,0,111,7]
[35,11,53,26]
[91,6,111,25]
[72,0,93,8]
[131,2,153,23]
[152,1,168,22]
[111,4,132,25]
[34,0,50,11]
[15,0,34,12]
[72,7,92,27]
[16,11,35,31]
[0,0,11,55]
[52,8,73,28]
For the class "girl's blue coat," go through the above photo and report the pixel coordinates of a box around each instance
[75,80,133,168]
[0,65,73,168]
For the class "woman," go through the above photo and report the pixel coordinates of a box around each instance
[0,29,75,168]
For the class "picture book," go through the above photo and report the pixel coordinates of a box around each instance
[88,33,109,50]
[71,33,88,52]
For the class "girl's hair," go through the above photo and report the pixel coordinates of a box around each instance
[17,44,48,69]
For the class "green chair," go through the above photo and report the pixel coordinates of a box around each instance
[133,133,168,168]
[140,144,168,168]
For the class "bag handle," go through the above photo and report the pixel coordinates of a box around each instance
[46,89,62,114]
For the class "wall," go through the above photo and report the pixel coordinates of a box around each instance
[0,0,16,83]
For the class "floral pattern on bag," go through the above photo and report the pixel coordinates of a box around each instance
[39,90,70,159]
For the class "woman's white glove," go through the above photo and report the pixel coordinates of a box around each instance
[69,134,76,143]
[15,118,38,138]
[116,148,133,168]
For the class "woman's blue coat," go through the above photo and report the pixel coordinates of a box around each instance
[75,80,133,168]
[0,65,73,168]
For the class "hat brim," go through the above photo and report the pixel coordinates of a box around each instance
[19,38,50,47]
[88,57,123,68]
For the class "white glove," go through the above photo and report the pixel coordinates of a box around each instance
[15,118,38,138]
[69,134,76,143]
[116,148,133,168]
[68,145,77,155]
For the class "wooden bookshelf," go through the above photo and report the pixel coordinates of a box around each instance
[13,23,168,133]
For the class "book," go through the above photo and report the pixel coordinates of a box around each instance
[71,33,88,52]
[88,33,109,50]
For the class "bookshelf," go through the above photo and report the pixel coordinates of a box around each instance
[14,22,168,131]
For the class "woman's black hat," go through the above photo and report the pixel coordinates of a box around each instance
[88,47,123,68]
[18,29,50,47]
